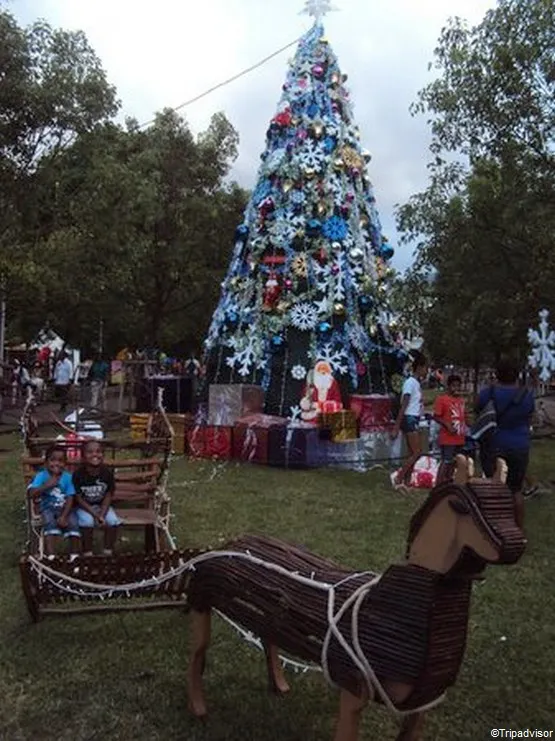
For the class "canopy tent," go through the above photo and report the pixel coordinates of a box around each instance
[30,329,81,376]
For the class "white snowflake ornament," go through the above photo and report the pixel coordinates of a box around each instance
[528,309,555,383]
[291,365,307,380]
[290,302,319,331]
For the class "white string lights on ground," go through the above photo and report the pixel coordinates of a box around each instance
[27,550,445,717]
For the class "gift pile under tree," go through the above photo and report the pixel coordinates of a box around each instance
[195,3,406,467]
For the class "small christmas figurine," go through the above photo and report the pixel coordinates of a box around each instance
[300,360,343,422]
[262,271,281,312]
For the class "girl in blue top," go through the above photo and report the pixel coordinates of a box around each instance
[476,360,534,529]
[28,445,81,555]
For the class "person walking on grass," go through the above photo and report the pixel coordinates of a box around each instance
[88,353,110,409]
[433,374,467,481]
[390,354,428,488]
[53,351,73,414]
[28,445,81,556]
[73,440,121,556]
[476,360,534,529]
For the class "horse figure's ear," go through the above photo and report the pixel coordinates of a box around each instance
[449,497,470,516]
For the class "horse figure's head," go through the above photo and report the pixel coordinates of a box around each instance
[406,456,526,577]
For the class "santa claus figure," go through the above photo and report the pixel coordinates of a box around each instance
[262,271,281,312]
[300,360,343,423]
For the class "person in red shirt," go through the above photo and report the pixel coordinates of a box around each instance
[433,374,467,474]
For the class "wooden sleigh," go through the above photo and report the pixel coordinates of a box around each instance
[185,456,526,741]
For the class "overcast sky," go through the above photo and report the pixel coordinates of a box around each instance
[11,0,496,270]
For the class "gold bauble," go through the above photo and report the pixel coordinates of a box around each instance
[282,180,294,193]
[333,157,344,171]
[317,201,327,216]
[313,122,324,138]
[230,277,241,288]
[333,303,346,316]
[277,300,290,314]
[304,167,316,179]
[359,215,369,228]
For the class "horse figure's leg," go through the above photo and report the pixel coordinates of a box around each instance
[263,643,290,695]
[396,712,425,741]
[187,609,211,718]
[333,688,368,741]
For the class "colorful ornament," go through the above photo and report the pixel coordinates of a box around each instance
[262,271,281,311]
[340,146,364,171]
[333,303,346,316]
[317,321,332,335]
[292,255,309,278]
[235,224,249,241]
[322,215,348,241]
[307,218,323,237]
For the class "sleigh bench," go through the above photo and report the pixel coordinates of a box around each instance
[21,455,174,556]
[19,549,202,622]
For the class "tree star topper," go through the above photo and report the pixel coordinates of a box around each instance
[301,0,339,23]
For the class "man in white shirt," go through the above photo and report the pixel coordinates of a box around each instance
[53,351,73,413]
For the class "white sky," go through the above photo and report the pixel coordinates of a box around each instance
[10,0,496,270]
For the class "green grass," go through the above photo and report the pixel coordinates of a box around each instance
[1,435,554,740]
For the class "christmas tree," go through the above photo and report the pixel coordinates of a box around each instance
[203,3,405,418]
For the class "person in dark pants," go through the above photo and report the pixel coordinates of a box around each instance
[476,360,534,529]
[53,351,73,413]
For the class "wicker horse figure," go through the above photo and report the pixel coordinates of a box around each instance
[186,457,526,741]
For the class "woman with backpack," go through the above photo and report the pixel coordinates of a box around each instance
[475,360,535,529]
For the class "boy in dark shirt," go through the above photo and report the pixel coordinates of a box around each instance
[73,440,121,555]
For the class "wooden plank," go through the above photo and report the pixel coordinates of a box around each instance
[39,600,188,617]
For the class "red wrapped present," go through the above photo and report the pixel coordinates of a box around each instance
[233,414,288,465]
[186,425,233,460]
[349,394,393,431]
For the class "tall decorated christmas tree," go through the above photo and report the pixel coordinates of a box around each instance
[203,1,405,418]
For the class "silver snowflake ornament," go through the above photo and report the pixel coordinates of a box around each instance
[291,365,307,380]
[528,309,555,383]
[290,302,319,331]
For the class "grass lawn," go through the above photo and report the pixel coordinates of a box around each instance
[1,434,554,740]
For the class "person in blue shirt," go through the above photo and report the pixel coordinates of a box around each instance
[476,360,535,529]
[28,445,81,555]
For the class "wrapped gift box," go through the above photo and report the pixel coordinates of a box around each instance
[319,439,367,472]
[320,426,407,472]
[233,414,287,465]
[186,425,233,459]
[267,422,322,469]
[208,384,264,426]
[320,410,358,442]
[348,394,393,431]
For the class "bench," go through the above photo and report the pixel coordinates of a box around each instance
[22,455,175,556]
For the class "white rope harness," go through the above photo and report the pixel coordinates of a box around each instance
[27,550,446,717]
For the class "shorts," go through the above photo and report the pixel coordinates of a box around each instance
[76,505,122,528]
[41,507,80,538]
[401,415,420,434]
[440,445,465,464]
